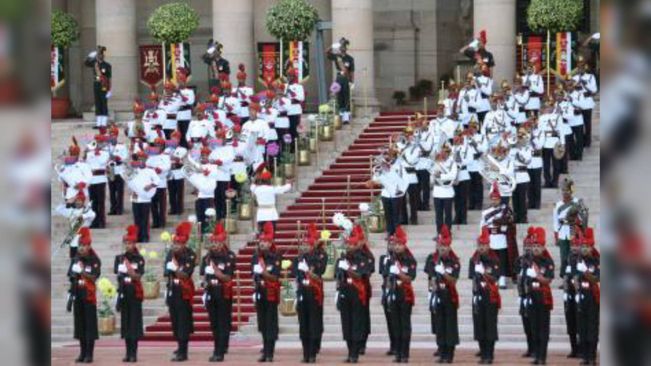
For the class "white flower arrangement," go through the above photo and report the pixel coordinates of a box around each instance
[188,214,198,224]
[205,208,216,217]
[358,203,370,213]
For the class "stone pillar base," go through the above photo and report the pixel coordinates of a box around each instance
[353,96,381,117]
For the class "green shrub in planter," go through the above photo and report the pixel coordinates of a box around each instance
[527,0,583,34]
[147,2,199,44]
[266,0,319,42]
[51,10,79,49]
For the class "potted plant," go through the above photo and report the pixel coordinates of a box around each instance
[316,112,333,142]
[97,277,118,335]
[366,197,386,233]
[280,134,296,179]
[235,173,252,220]
[297,130,311,166]
[392,91,407,106]
[329,82,343,129]
[266,0,319,43]
[140,247,162,299]
[51,9,80,119]
[279,259,297,316]
[527,0,583,35]
[307,116,319,152]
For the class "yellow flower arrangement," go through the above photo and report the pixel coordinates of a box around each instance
[235,172,248,184]
[160,231,172,242]
[281,259,293,270]
[148,251,159,260]
[320,230,331,241]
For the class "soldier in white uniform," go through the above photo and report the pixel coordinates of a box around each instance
[85,134,110,228]
[466,120,487,210]
[481,94,514,142]
[107,128,129,215]
[511,77,530,125]
[250,169,292,231]
[286,68,305,150]
[167,134,187,216]
[160,81,182,139]
[399,128,421,225]
[567,80,586,160]
[539,100,565,188]
[55,191,96,258]
[176,68,195,148]
[480,183,515,288]
[457,74,479,127]
[415,119,434,210]
[452,134,472,224]
[492,142,515,206]
[127,152,160,242]
[145,140,171,228]
[522,60,545,117]
[430,143,458,234]
[233,64,254,124]
[57,138,92,203]
[553,178,584,279]
[555,91,574,175]
[443,82,459,119]
[430,103,458,143]
[242,97,271,162]
[272,82,292,151]
[572,58,598,148]
[369,148,408,236]
[209,133,235,221]
[527,119,544,209]
[185,146,217,235]
[474,64,493,123]
[511,129,533,223]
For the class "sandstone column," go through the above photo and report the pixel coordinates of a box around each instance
[331,0,378,113]
[474,0,516,83]
[78,0,96,113]
[212,0,254,86]
[96,0,137,119]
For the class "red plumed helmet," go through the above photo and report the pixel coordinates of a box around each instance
[524,226,536,246]
[259,169,272,181]
[393,225,408,245]
[174,221,193,245]
[258,221,275,243]
[123,225,138,243]
[479,29,487,45]
[345,224,365,246]
[477,226,490,245]
[437,224,452,246]
[535,227,547,246]
[582,227,595,247]
[78,227,92,246]
[210,222,228,243]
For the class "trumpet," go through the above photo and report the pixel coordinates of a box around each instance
[181,154,203,177]
[479,154,516,192]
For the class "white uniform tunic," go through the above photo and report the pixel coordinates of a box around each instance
[522,73,544,110]
[467,134,488,173]
[251,183,292,221]
[511,144,532,183]
[233,86,254,119]
[430,157,458,198]
[208,145,235,182]
[127,167,160,203]
[415,130,434,171]
[146,153,171,188]
[273,97,291,129]
[58,162,92,200]
[372,164,408,198]
[55,204,96,228]
[553,197,582,240]
[495,156,515,197]
[474,75,493,113]
[286,83,305,116]
[186,171,217,199]
[85,150,110,185]
[109,144,129,177]
[528,129,544,170]
[539,112,565,149]
[457,87,479,125]
[453,142,472,182]
[178,87,196,121]
[572,72,598,110]
[480,205,509,249]
[160,96,182,130]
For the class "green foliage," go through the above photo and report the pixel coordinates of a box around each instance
[266,0,319,42]
[51,10,79,48]
[527,0,584,34]
[392,91,407,105]
[147,2,199,44]
[408,79,434,100]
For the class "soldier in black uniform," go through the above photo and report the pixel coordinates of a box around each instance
[114,225,145,363]
[85,45,111,129]
[360,236,375,357]
[204,40,230,91]
[379,236,397,357]
[524,227,555,365]
[252,222,282,362]
[563,226,583,359]
[424,225,460,363]
[292,223,327,363]
[387,226,417,363]
[200,223,236,362]
[67,227,101,363]
[164,221,197,362]
[514,227,536,358]
[336,224,373,363]
[575,227,600,365]
[469,228,502,364]
[326,37,355,124]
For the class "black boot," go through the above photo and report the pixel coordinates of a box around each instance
[485,341,494,364]
[401,337,410,363]
[308,339,317,363]
[437,346,447,363]
[387,336,396,356]
[171,340,188,362]
[84,339,95,363]
[358,339,366,355]
[266,339,275,362]
[131,339,138,362]
[448,346,455,363]
[567,334,579,358]
[349,341,359,363]
[75,339,86,363]
[301,339,310,363]
[344,340,352,363]
[210,339,223,362]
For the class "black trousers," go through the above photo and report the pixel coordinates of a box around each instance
[177,120,190,148]
[529,299,550,363]
[124,338,138,359]
[582,109,592,147]
[89,183,106,228]
[195,198,214,235]
[453,180,469,224]
[383,299,396,353]
[256,300,278,358]
[562,134,572,174]
[339,289,365,360]
[93,81,108,116]
[495,249,509,278]
[469,172,484,210]
[168,179,185,215]
[477,111,488,124]
[434,197,453,233]
[297,290,322,360]
[401,183,419,224]
[288,114,301,152]
[520,300,534,354]
[336,74,351,112]
[527,168,542,209]
[132,202,150,243]
[108,175,124,215]
[389,295,413,360]
[416,169,431,210]
[150,188,167,228]
[163,128,174,140]
[214,181,229,221]
[382,197,401,236]
[542,148,561,187]
[571,125,584,160]
[564,294,579,354]
[207,295,232,357]
[513,182,529,223]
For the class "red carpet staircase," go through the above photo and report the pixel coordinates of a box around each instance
[141,111,428,341]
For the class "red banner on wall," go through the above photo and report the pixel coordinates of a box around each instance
[139,44,163,89]
[258,42,280,87]
[527,36,543,71]
[556,32,572,76]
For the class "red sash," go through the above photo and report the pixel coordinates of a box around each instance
[309,277,324,307]
[133,279,144,301]
[79,278,97,305]
[351,278,368,306]
[486,280,501,309]
[179,277,195,302]
[444,278,459,309]
[401,282,415,306]
[591,282,600,305]
[541,283,554,310]
[221,280,234,300]
[265,279,281,304]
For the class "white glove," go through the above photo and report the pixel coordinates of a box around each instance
[526,267,537,278]
[166,261,178,272]
[118,264,128,274]
[565,265,572,274]
[389,265,399,275]
[338,260,350,271]
[298,261,309,272]
[253,264,263,274]
[474,263,485,275]
[577,261,588,273]
[349,83,355,90]
[71,263,82,274]
[435,264,445,275]
[106,91,112,99]
[205,265,215,275]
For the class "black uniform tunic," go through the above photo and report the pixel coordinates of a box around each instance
[424,252,460,347]
[336,250,372,343]
[379,252,396,350]
[514,254,535,352]
[164,248,197,341]
[114,251,145,340]
[209,58,230,90]
[251,251,282,341]
[525,254,555,362]
[388,251,417,358]
[328,53,354,113]
[68,253,101,341]
[468,252,501,342]
[85,60,111,116]
[574,255,600,344]
[200,249,236,350]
